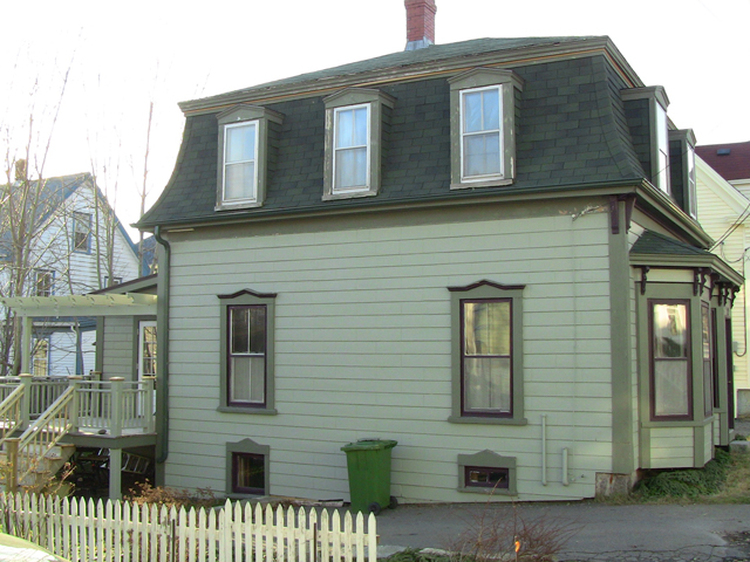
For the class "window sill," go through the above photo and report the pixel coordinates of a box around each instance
[323,189,378,201]
[218,406,278,415]
[457,486,515,495]
[450,178,514,190]
[215,200,262,212]
[448,415,527,426]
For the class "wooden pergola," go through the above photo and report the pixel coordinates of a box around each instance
[1,293,157,374]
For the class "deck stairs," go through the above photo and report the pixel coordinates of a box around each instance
[0,442,76,492]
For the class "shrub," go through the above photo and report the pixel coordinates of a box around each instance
[635,449,732,500]
[125,482,218,510]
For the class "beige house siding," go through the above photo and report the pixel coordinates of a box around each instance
[696,157,750,401]
[163,202,617,502]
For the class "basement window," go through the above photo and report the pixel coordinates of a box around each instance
[226,438,269,497]
[465,466,510,489]
[458,450,517,495]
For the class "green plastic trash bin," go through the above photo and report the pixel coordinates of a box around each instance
[341,439,397,514]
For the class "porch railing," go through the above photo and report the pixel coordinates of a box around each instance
[0,375,156,437]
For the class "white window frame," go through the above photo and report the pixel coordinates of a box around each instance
[332,103,371,194]
[222,121,259,205]
[72,212,91,253]
[459,85,504,182]
[654,101,670,195]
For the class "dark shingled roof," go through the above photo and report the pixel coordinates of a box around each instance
[139,36,648,229]
[630,230,711,257]
[186,37,603,107]
[696,141,750,182]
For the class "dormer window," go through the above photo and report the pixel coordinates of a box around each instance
[669,129,697,219]
[323,88,395,201]
[654,102,670,193]
[622,86,671,196]
[449,68,523,189]
[216,105,284,211]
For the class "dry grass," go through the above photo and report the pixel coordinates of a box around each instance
[703,451,750,503]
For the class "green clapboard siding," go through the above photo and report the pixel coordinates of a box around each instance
[163,207,618,501]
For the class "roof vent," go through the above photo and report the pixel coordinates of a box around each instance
[405,0,437,51]
[717,148,732,156]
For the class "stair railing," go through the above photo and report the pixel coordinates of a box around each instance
[5,377,80,493]
[0,385,25,451]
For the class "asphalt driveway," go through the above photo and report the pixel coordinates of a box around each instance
[375,501,750,561]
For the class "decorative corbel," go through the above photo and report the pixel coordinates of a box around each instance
[730,286,739,307]
[708,274,719,301]
[620,193,636,233]
[693,268,709,297]
[640,266,650,295]
[609,194,637,235]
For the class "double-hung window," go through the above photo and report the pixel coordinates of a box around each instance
[218,289,276,413]
[223,122,258,204]
[216,105,284,210]
[449,68,523,189]
[461,86,502,179]
[333,104,370,191]
[449,280,525,424]
[73,212,91,253]
[462,299,512,414]
[323,88,394,200]
[228,305,266,405]
[34,269,53,297]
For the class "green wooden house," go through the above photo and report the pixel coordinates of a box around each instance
[137,1,742,503]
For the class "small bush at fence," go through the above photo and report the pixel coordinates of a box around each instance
[126,481,218,510]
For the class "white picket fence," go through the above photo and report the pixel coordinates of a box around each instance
[0,492,378,562]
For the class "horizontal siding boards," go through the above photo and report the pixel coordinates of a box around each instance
[648,427,694,468]
[101,317,134,379]
[164,211,615,502]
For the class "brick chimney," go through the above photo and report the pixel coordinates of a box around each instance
[405,0,436,51]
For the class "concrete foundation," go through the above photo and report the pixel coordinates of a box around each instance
[595,472,635,497]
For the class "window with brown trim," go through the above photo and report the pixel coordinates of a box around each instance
[649,300,692,420]
[448,280,525,425]
[218,289,277,414]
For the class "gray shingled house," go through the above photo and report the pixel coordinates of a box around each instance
[137,1,742,503]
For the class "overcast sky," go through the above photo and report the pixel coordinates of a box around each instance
[1,0,748,238]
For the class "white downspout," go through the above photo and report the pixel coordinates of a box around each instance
[541,414,547,486]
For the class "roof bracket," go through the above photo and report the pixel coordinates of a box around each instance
[609,194,636,235]
[694,268,710,297]
[640,266,650,295]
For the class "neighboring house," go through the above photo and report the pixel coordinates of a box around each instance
[137,1,742,503]
[696,142,750,414]
[0,172,140,377]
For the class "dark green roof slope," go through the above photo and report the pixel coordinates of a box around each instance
[139,37,647,229]
[630,230,710,257]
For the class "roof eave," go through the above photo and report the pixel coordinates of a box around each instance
[630,252,744,287]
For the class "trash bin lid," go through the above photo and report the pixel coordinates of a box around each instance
[341,439,397,452]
